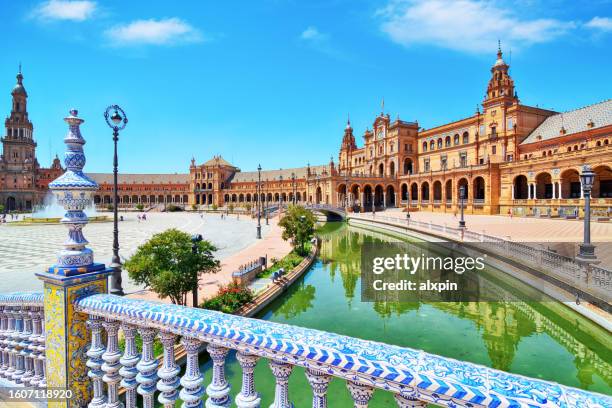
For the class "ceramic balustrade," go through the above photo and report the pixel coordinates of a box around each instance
[0,292,46,388]
[74,293,611,408]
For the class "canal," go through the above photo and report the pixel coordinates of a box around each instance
[200,222,612,406]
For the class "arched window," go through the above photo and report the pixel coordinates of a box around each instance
[454,134,459,145]
[437,138,443,149]
[462,132,469,144]
[430,140,435,150]
[445,136,451,147]
[422,142,427,152]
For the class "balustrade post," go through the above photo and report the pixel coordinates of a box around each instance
[29,307,43,387]
[101,319,123,408]
[21,306,34,385]
[157,331,181,408]
[136,328,158,408]
[86,315,106,408]
[394,394,427,407]
[305,368,332,408]
[0,306,8,377]
[119,324,140,408]
[206,344,232,408]
[235,352,261,408]
[347,381,374,407]
[269,360,294,408]
[180,337,205,408]
[12,306,25,384]
[5,307,16,379]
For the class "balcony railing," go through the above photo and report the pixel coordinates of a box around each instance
[69,293,612,408]
[0,292,46,388]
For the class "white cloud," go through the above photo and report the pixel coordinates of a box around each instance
[301,26,326,41]
[585,16,612,32]
[378,0,575,53]
[105,18,203,46]
[33,0,96,21]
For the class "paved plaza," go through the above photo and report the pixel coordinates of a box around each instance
[0,212,270,293]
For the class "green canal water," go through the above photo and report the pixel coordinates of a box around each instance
[200,222,612,406]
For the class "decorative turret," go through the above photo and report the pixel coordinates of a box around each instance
[484,41,516,106]
[47,109,105,276]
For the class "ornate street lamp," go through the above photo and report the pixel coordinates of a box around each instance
[577,165,597,263]
[104,104,128,296]
[191,233,203,307]
[459,185,466,228]
[291,172,296,205]
[257,164,262,239]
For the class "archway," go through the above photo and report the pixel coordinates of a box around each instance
[389,161,395,177]
[386,185,395,207]
[350,184,360,208]
[514,175,528,199]
[316,187,322,204]
[403,158,413,175]
[433,181,442,201]
[374,185,384,208]
[363,185,373,210]
[593,165,612,198]
[410,183,418,202]
[535,172,553,199]
[421,182,430,202]
[457,178,469,200]
[401,183,408,201]
[445,180,452,202]
[378,163,384,177]
[473,177,485,201]
[6,197,16,212]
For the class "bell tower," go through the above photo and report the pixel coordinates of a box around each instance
[3,66,36,169]
[483,42,517,109]
[339,116,356,174]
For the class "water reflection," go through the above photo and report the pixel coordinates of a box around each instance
[314,222,612,392]
[274,281,316,319]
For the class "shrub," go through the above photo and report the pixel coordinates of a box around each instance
[191,204,197,211]
[228,204,234,212]
[136,203,144,211]
[258,248,309,278]
[202,282,254,314]
[212,204,218,211]
[106,204,114,211]
[166,204,183,212]
[245,203,252,212]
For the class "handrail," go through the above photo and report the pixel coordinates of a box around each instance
[75,294,612,407]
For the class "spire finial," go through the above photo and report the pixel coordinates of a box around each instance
[381,97,385,114]
[497,40,502,58]
[18,62,22,74]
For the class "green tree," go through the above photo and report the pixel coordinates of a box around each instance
[0,204,4,213]
[136,203,144,211]
[211,204,218,211]
[125,229,220,305]
[278,205,316,255]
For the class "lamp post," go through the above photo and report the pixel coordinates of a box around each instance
[104,105,128,296]
[459,185,466,228]
[577,164,597,263]
[291,172,296,205]
[191,234,203,307]
[257,164,262,239]
[265,178,269,225]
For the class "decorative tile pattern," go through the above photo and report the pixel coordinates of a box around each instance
[76,294,612,408]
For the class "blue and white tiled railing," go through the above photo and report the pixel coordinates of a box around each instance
[76,294,612,408]
[0,291,46,388]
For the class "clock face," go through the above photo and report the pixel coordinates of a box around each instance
[377,127,384,139]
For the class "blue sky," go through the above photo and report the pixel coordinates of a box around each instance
[1,0,611,173]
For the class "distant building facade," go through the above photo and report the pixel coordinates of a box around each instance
[2,48,610,216]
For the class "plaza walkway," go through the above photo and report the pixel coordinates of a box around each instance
[129,216,292,306]
[379,208,612,242]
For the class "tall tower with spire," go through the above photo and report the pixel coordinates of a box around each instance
[0,66,40,211]
[483,42,517,108]
[339,116,357,173]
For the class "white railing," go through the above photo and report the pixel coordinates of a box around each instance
[350,213,612,303]
[0,292,46,388]
[75,294,612,408]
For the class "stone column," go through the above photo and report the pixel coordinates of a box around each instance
[511,184,514,200]
[157,332,181,408]
[179,337,205,408]
[120,324,140,408]
[101,319,122,408]
[269,360,294,408]
[136,328,158,408]
[235,352,261,408]
[206,344,231,408]
[86,315,106,408]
